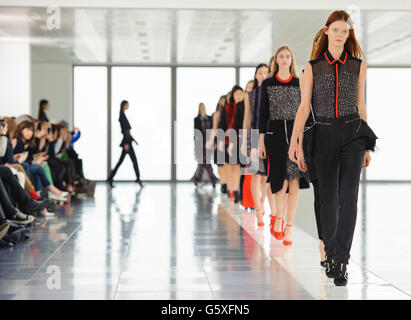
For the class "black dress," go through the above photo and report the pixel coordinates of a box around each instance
[190,115,219,185]
[109,112,141,180]
[259,73,310,194]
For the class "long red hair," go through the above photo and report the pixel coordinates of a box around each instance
[312,10,364,60]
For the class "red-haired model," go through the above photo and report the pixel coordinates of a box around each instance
[289,10,377,286]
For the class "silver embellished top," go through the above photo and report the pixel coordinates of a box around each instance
[310,49,362,118]
[258,74,301,133]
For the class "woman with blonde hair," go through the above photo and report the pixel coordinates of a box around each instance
[190,103,219,188]
[206,95,228,193]
[258,45,310,245]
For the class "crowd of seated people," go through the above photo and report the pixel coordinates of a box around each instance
[0,99,96,248]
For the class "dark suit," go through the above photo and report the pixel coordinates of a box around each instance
[110,112,140,180]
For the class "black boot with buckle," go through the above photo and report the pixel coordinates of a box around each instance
[334,261,348,286]
[324,256,336,278]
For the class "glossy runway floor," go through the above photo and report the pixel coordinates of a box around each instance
[0,182,410,300]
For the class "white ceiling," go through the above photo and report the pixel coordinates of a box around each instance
[0,7,410,66]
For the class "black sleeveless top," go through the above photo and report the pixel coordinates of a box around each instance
[309,48,362,119]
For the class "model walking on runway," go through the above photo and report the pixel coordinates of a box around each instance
[108,100,143,188]
[289,10,377,286]
[299,28,327,266]
[242,64,269,226]
[190,103,219,188]
[218,86,244,203]
[259,45,310,246]
[207,95,228,193]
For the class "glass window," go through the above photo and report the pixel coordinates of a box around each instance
[239,67,256,89]
[366,68,411,180]
[240,11,272,65]
[111,67,171,180]
[73,66,107,180]
[176,67,236,180]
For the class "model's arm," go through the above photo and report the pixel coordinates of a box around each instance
[357,60,367,122]
[258,82,269,159]
[289,62,313,163]
[357,59,371,167]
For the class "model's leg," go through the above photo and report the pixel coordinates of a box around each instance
[273,180,288,233]
[251,174,263,223]
[314,150,339,261]
[110,148,127,179]
[128,145,141,180]
[336,138,365,263]
[283,178,300,243]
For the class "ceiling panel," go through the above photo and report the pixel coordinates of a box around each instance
[0,7,410,66]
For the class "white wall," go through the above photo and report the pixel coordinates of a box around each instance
[0,42,31,117]
[31,62,72,125]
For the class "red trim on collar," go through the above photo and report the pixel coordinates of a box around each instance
[275,73,293,83]
[324,50,348,65]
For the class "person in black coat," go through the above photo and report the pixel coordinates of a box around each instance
[38,99,50,122]
[108,100,143,188]
[190,103,219,188]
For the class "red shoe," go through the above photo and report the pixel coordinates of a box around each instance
[269,215,276,236]
[283,224,293,246]
[256,209,264,227]
[272,217,285,240]
[29,190,40,200]
[229,191,234,201]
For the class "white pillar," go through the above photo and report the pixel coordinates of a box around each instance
[0,42,31,116]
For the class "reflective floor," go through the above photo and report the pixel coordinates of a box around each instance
[0,182,410,300]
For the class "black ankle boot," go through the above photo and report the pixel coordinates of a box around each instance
[234,190,241,203]
[325,257,336,278]
[221,184,227,194]
[334,261,348,286]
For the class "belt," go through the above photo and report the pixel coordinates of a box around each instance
[304,114,362,134]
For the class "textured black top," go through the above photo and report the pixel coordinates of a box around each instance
[39,111,49,122]
[309,48,362,119]
[258,74,301,133]
[119,112,134,147]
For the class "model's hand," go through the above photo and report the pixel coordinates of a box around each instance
[251,148,258,162]
[124,144,129,151]
[258,140,266,159]
[297,148,307,172]
[288,139,299,163]
[362,151,371,168]
[205,140,212,150]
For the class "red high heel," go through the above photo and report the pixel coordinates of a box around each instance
[229,191,234,201]
[272,217,285,240]
[256,209,264,227]
[283,224,293,246]
[269,215,276,236]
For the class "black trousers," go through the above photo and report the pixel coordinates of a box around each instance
[311,179,322,241]
[111,144,140,180]
[0,167,33,216]
[313,116,366,263]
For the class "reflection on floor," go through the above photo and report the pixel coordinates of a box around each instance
[0,182,410,300]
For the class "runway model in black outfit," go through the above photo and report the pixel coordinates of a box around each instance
[190,103,219,188]
[108,100,143,188]
[289,11,377,286]
[299,28,327,266]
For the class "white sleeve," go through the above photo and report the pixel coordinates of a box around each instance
[0,136,7,157]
